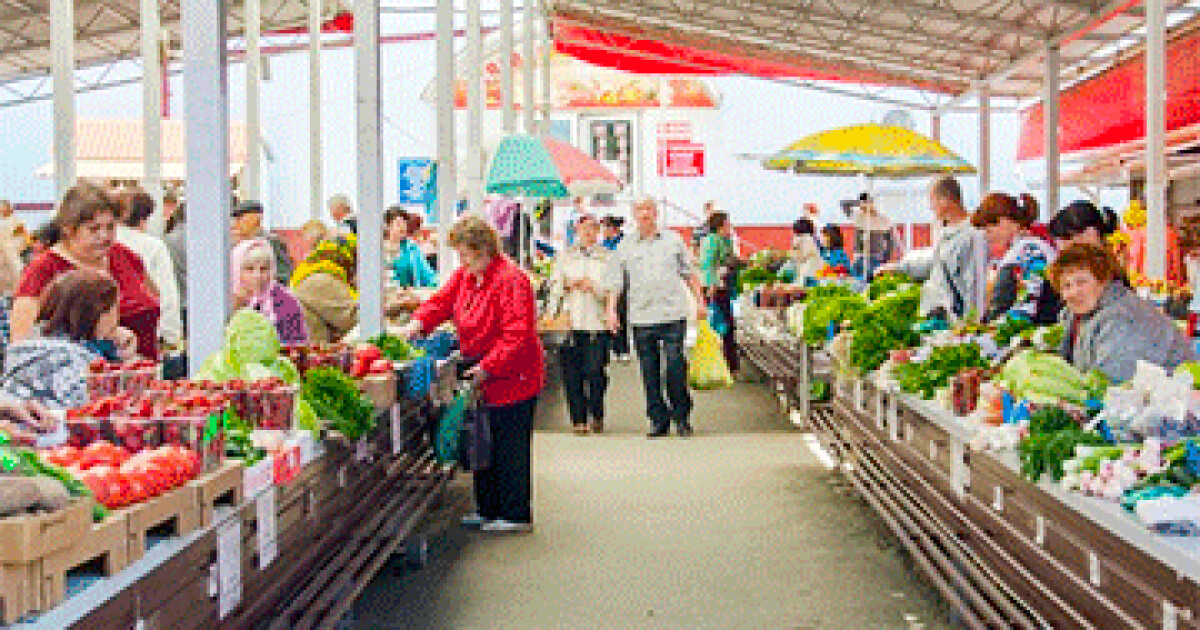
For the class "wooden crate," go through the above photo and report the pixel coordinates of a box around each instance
[0,499,92,564]
[41,512,130,611]
[188,461,245,526]
[0,560,40,624]
[124,486,200,563]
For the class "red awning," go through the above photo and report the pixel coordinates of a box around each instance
[1018,28,1200,161]
[267,11,354,36]
[551,19,955,92]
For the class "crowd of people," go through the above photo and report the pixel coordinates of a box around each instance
[0,175,1195,536]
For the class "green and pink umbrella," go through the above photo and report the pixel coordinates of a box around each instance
[486,134,623,198]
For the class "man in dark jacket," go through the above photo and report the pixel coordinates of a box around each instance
[232,201,294,285]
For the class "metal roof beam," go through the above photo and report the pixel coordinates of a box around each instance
[819,0,1056,37]
[685,0,1024,60]
[555,3,978,80]
[935,0,1147,111]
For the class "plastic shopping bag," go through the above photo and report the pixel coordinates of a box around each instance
[688,321,734,390]
[435,389,471,464]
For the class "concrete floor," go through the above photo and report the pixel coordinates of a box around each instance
[349,359,959,629]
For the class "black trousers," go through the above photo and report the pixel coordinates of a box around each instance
[474,396,537,524]
[610,289,630,356]
[560,331,610,426]
[632,320,693,431]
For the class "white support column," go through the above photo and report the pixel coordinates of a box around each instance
[930,113,941,143]
[1146,0,1168,279]
[978,87,991,195]
[522,0,536,134]
[182,0,231,373]
[437,0,458,275]
[50,0,75,198]
[309,0,323,221]
[501,0,516,133]
[540,6,552,134]
[1044,46,1061,222]
[355,0,384,336]
[141,0,164,233]
[466,0,484,214]
[244,0,263,202]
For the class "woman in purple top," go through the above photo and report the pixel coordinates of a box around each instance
[231,238,309,343]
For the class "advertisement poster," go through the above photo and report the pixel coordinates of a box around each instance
[657,120,706,178]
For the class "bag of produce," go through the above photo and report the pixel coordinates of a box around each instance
[688,322,733,391]
[435,389,471,464]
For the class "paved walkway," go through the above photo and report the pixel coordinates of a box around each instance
[350,360,958,629]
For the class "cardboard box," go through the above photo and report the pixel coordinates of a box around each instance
[125,486,200,563]
[41,512,129,610]
[188,461,245,527]
[0,561,40,624]
[0,499,92,564]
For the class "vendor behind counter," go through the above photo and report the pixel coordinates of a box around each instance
[1048,243,1195,383]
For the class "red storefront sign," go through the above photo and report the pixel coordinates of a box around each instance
[658,142,706,177]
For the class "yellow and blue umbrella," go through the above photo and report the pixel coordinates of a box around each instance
[763,124,975,178]
[487,134,623,198]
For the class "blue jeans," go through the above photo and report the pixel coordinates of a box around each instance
[632,320,693,431]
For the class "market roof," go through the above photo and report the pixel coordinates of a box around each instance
[0,0,346,84]
[547,0,1200,102]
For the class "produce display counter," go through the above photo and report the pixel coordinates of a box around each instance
[9,398,450,630]
[736,308,827,422]
[820,374,1200,629]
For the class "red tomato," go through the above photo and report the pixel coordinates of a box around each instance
[43,446,80,468]
[355,344,382,363]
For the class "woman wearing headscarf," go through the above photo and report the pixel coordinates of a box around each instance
[290,236,359,343]
[232,239,308,344]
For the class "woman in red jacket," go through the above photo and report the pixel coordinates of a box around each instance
[401,216,545,533]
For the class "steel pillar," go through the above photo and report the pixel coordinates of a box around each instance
[1044,47,1061,222]
[309,0,323,221]
[50,0,75,198]
[1146,0,1168,279]
[355,0,384,336]
[437,0,458,275]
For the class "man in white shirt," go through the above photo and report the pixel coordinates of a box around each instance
[328,194,357,236]
[117,193,183,349]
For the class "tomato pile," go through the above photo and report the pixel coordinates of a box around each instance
[42,443,202,510]
[349,344,394,379]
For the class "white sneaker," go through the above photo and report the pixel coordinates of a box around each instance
[461,513,488,528]
[480,519,533,533]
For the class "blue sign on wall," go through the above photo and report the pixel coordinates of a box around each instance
[397,158,435,204]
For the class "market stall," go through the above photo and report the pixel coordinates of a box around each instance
[0,313,459,628]
[765,269,1200,628]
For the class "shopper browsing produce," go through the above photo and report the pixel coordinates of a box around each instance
[1048,243,1194,383]
[552,215,613,435]
[384,206,437,288]
[972,192,1062,324]
[231,238,309,344]
[10,183,158,359]
[790,218,824,284]
[699,211,741,375]
[0,395,54,444]
[2,270,134,408]
[231,200,294,285]
[401,216,545,533]
[819,224,851,269]
[883,176,987,322]
[606,197,707,438]
[1047,200,1121,251]
[848,194,897,280]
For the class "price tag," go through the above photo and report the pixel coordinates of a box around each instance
[1088,552,1102,587]
[888,400,900,442]
[1164,601,1180,630]
[1035,516,1046,546]
[338,465,348,488]
[355,438,370,462]
[929,441,939,461]
[272,447,301,485]
[391,406,404,455]
[243,455,274,498]
[307,488,319,519]
[296,434,317,466]
[854,380,864,411]
[874,391,884,430]
[950,441,967,499]
[256,487,278,570]
[216,518,242,619]
[993,486,1005,512]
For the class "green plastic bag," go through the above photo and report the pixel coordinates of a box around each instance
[688,321,734,390]
[435,389,472,464]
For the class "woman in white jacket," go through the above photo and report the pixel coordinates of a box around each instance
[552,216,612,435]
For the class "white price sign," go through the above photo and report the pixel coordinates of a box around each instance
[256,487,278,570]
[391,406,404,455]
[888,399,900,442]
[355,438,371,462]
[243,456,274,498]
[216,518,242,619]
[854,380,864,411]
